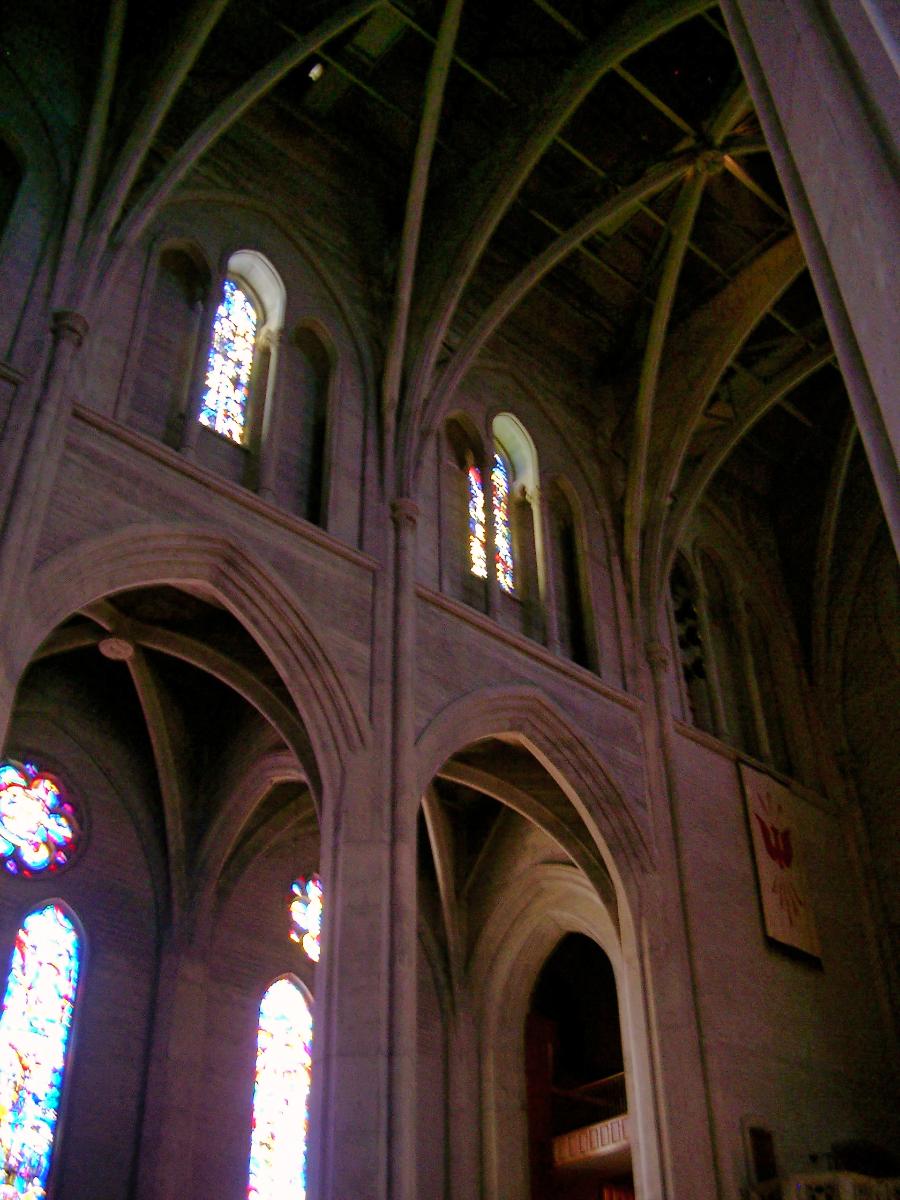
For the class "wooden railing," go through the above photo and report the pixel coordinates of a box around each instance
[551,1070,627,1122]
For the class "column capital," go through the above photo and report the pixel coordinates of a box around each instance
[51,310,89,346]
[390,497,420,528]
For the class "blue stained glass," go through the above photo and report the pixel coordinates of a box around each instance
[0,761,80,877]
[492,453,514,593]
[0,904,81,1200]
[199,279,257,443]
[247,979,313,1200]
[468,466,487,580]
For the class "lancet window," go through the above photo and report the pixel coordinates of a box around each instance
[467,463,488,580]
[199,278,258,443]
[247,978,313,1200]
[491,451,515,593]
[0,903,82,1197]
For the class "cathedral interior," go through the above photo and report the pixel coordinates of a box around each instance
[0,1,897,1198]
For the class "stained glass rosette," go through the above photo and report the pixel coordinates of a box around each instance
[247,979,313,1200]
[0,904,80,1200]
[0,762,80,877]
[467,466,488,579]
[199,279,257,443]
[491,453,514,593]
[290,876,323,964]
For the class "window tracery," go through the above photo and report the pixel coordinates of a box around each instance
[247,978,313,1200]
[0,903,81,1199]
[199,278,258,443]
[0,761,80,877]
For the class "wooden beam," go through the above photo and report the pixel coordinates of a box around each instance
[110,0,383,258]
[401,0,715,485]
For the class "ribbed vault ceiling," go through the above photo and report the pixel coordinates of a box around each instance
[16,0,859,650]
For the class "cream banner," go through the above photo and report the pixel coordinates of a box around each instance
[741,764,820,957]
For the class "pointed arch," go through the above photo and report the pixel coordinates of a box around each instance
[415,685,652,901]
[546,476,596,669]
[0,901,83,1198]
[469,864,662,1200]
[17,527,370,803]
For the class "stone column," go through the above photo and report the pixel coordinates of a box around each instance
[255,329,282,503]
[642,638,723,1199]
[721,0,900,552]
[387,497,420,1200]
[538,486,563,655]
[135,934,210,1200]
[446,999,481,1200]
[0,310,89,619]
[307,750,393,1200]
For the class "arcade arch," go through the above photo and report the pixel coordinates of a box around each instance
[415,719,659,1200]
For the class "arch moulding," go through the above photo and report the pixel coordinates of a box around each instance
[471,862,663,1200]
[11,525,370,806]
[415,684,654,910]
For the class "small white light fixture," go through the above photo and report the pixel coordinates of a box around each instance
[308,62,325,82]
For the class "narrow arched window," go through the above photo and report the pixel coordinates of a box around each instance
[0,903,82,1196]
[468,462,488,580]
[199,278,258,443]
[491,450,514,593]
[290,874,323,963]
[670,555,715,734]
[248,978,313,1200]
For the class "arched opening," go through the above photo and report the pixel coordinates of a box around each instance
[526,934,630,1200]
[4,573,328,1199]
[442,414,489,611]
[276,324,331,526]
[669,553,715,734]
[415,716,657,1200]
[248,976,314,1200]
[129,242,211,445]
[745,603,794,776]
[492,413,543,640]
[0,901,82,1199]
[547,480,594,669]
[190,249,286,489]
[699,550,759,755]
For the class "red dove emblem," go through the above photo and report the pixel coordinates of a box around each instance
[754,814,793,869]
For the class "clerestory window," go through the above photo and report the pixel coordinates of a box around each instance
[199,277,258,444]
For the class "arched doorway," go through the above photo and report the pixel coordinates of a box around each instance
[414,715,659,1200]
[527,934,632,1200]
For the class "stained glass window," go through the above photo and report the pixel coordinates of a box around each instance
[247,979,313,1200]
[0,761,80,877]
[290,875,323,964]
[467,465,487,580]
[199,278,257,443]
[0,903,81,1199]
[492,452,514,593]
